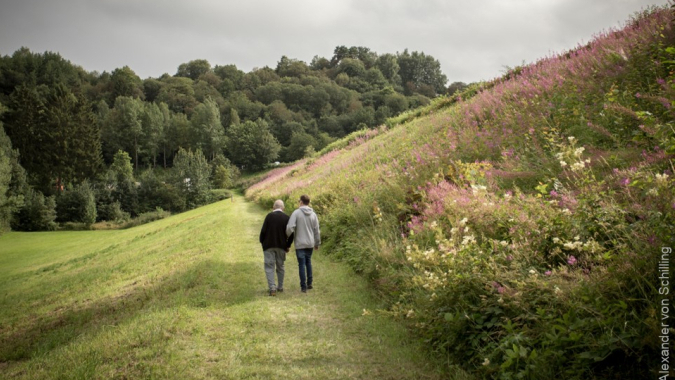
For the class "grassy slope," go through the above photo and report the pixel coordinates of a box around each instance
[245,6,674,378]
[0,195,460,380]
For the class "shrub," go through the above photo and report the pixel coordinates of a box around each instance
[120,208,171,229]
[56,181,97,225]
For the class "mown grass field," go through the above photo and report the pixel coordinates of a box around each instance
[0,195,464,380]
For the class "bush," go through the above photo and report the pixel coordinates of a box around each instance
[120,208,171,229]
[56,181,97,225]
[137,170,186,213]
[210,189,233,201]
[97,201,130,223]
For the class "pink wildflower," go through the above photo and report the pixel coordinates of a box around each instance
[545,270,552,276]
[567,255,577,266]
[506,255,514,261]
[620,178,630,186]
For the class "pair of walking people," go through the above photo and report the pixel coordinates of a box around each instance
[259,195,320,296]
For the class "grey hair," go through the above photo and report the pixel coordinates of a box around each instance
[273,200,285,210]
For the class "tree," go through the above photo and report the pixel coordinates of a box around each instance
[285,132,317,162]
[11,188,56,231]
[109,66,144,102]
[226,119,280,170]
[106,96,144,169]
[141,102,164,167]
[56,180,97,225]
[171,148,211,209]
[176,59,212,81]
[447,81,468,96]
[0,107,19,232]
[210,153,240,189]
[156,76,199,115]
[5,83,102,193]
[107,150,138,216]
[276,56,309,78]
[190,98,226,159]
[397,50,448,96]
[375,53,402,90]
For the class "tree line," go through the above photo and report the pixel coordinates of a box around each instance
[0,45,466,232]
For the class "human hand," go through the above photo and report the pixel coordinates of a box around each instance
[314,246,319,250]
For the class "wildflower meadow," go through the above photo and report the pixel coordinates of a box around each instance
[247,6,674,379]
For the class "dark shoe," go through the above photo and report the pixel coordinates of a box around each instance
[301,288,307,293]
[277,288,284,293]
[269,289,277,296]
[307,285,313,290]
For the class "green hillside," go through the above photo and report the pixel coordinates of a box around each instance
[246,6,674,379]
[0,195,455,379]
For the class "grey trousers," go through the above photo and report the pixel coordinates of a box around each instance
[263,248,286,290]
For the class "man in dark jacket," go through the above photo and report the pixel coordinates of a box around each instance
[259,199,294,296]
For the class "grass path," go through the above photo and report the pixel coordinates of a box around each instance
[0,195,459,379]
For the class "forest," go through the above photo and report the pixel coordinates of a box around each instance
[0,45,461,231]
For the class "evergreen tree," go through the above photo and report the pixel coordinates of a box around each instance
[5,83,102,193]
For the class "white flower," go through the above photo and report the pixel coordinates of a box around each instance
[568,136,576,142]
[574,147,585,157]
[647,188,659,196]
[529,269,536,275]
[362,309,371,316]
[555,153,564,160]
[553,237,560,244]
[560,160,568,167]
[554,286,562,294]
[571,161,585,172]
[656,173,670,184]
[459,218,468,226]
[482,358,490,366]
[500,240,509,247]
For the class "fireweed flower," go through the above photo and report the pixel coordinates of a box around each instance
[567,255,577,265]
[545,270,552,276]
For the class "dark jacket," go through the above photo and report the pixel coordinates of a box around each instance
[260,210,294,251]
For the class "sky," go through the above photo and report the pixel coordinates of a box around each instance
[0,0,669,84]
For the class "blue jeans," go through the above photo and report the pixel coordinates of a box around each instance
[296,248,313,290]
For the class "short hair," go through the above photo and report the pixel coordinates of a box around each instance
[300,195,310,205]
[273,200,284,210]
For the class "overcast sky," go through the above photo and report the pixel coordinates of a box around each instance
[0,0,669,84]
